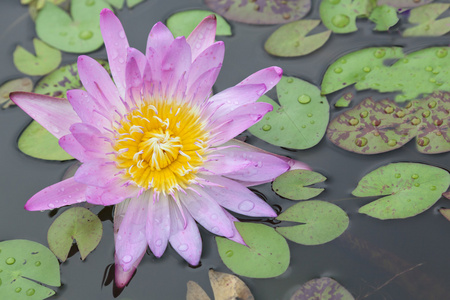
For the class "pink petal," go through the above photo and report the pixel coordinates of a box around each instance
[100,8,129,97]
[168,204,202,266]
[10,92,81,139]
[187,15,217,60]
[237,66,283,91]
[77,56,124,113]
[70,123,112,153]
[114,252,144,288]
[24,177,87,211]
[223,212,246,245]
[185,66,221,105]
[146,22,174,59]
[186,41,224,90]
[209,102,273,146]
[59,134,102,162]
[161,37,191,98]
[67,89,110,129]
[115,195,149,272]
[180,188,234,238]
[124,50,145,107]
[85,179,138,206]
[74,159,120,187]
[146,194,171,257]
[200,175,277,217]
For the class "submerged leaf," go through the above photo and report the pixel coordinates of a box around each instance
[320,0,376,33]
[216,223,289,278]
[166,10,232,38]
[369,5,399,31]
[205,0,311,25]
[209,269,254,300]
[334,92,353,108]
[439,208,450,222]
[18,120,73,161]
[0,239,61,299]
[273,169,326,200]
[0,78,33,109]
[187,281,211,300]
[265,20,331,57]
[276,200,349,245]
[48,207,103,261]
[249,76,329,149]
[353,163,450,219]
[290,277,354,300]
[13,38,61,76]
[403,3,450,36]
[36,1,112,53]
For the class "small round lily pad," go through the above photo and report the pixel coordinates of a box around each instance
[166,10,232,38]
[13,38,61,76]
[273,169,326,200]
[290,277,354,300]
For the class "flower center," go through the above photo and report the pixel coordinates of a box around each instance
[112,101,209,195]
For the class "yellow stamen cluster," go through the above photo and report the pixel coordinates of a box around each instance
[112,100,209,195]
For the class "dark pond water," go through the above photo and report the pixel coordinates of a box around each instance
[1,1,450,299]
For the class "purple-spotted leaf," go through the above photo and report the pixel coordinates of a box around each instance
[216,223,289,278]
[166,10,231,38]
[369,5,399,31]
[36,0,112,53]
[334,92,353,108]
[276,200,349,245]
[354,163,450,219]
[249,76,329,149]
[327,98,417,154]
[13,38,61,76]
[205,0,311,25]
[321,47,404,95]
[290,277,354,300]
[403,3,450,36]
[0,240,61,299]
[320,0,376,33]
[0,78,33,109]
[273,170,326,200]
[264,20,331,57]
[48,207,103,261]
[377,0,434,9]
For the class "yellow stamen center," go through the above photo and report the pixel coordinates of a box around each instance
[112,101,209,194]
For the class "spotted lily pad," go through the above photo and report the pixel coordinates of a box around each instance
[205,0,311,25]
[327,98,417,154]
[353,163,450,219]
[13,38,61,76]
[273,170,326,200]
[369,5,399,31]
[264,20,331,57]
[249,76,329,149]
[322,47,450,102]
[290,277,354,300]
[0,239,61,299]
[320,0,376,33]
[48,207,102,261]
[166,10,232,38]
[36,0,112,53]
[216,222,289,278]
[276,200,349,245]
[403,3,450,36]
[0,78,33,109]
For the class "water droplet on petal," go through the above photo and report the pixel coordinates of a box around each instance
[155,239,162,246]
[238,200,255,212]
[178,244,189,252]
[48,203,55,209]
[122,255,132,263]
[211,226,219,233]
[119,30,126,39]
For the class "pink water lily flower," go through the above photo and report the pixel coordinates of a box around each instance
[12,9,309,287]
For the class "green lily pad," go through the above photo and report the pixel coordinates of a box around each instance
[320,0,376,33]
[106,0,145,9]
[216,222,289,278]
[353,163,450,219]
[249,76,329,149]
[377,0,433,9]
[264,20,331,57]
[403,3,450,36]
[18,120,73,161]
[35,0,112,53]
[276,200,349,245]
[13,38,61,76]
[321,47,404,95]
[0,239,61,299]
[166,10,232,38]
[369,5,399,31]
[290,277,354,300]
[273,170,326,200]
[334,92,353,108]
[327,98,417,154]
[205,0,311,25]
[0,78,33,109]
[48,207,103,261]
